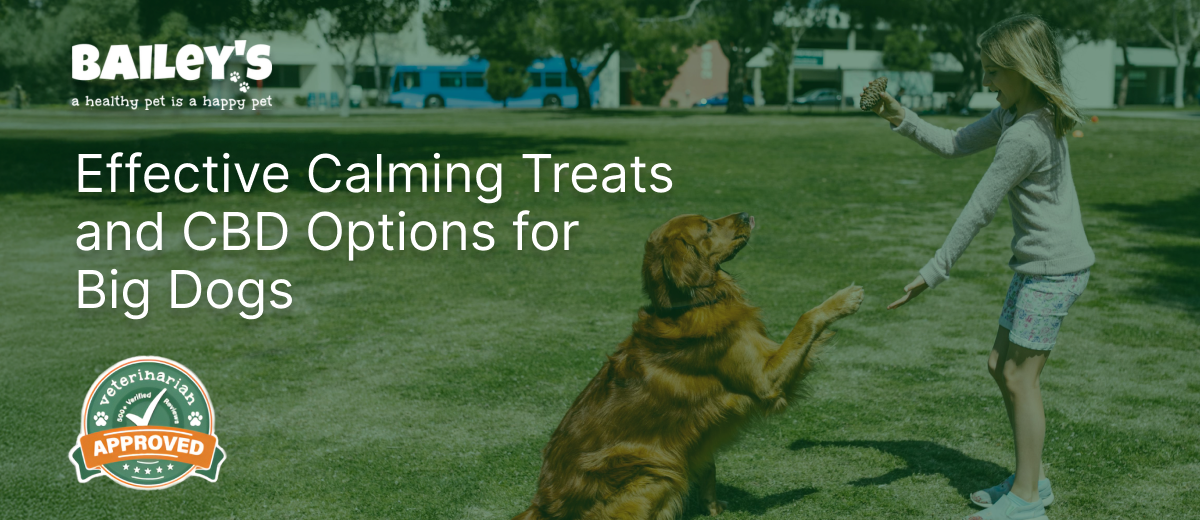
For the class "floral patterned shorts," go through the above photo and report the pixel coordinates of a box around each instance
[999,269,1090,350]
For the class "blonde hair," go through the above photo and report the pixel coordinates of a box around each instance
[980,14,1085,138]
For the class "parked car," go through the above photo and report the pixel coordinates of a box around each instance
[794,88,843,106]
[693,92,755,107]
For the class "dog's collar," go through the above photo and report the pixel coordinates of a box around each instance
[646,297,723,317]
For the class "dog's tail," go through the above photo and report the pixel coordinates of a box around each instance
[510,505,544,520]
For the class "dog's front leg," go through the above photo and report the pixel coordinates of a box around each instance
[760,285,863,394]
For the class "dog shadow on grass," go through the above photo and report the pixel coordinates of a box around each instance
[788,439,1009,498]
[682,484,818,519]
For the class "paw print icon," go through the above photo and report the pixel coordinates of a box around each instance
[93,411,108,427]
[188,411,204,426]
[239,82,250,93]
[229,71,241,83]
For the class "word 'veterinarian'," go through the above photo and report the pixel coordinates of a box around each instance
[72,41,271,81]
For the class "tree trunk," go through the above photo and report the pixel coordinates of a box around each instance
[954,58,981,112]
[1146,14,1197,109]
[723,42,748,115]
[564,49,617,111]
[337,37,366,118]
[787,65,795,109]
[952,40,981,113]
[564,59,592,110]
[786,38,799,110]
[372,32,386,107]
[1186,46,1199,106]
[1173,55,1186,109]
[341,62,356,117]
[954,69,978,113]
[1118,44,1131,108]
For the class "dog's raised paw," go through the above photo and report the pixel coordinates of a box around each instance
[828,284,864,317]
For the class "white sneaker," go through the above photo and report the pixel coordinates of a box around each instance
[971,475,1054,508]
[963,492,1048,520]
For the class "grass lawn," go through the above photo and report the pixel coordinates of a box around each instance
[0,109,1197,519]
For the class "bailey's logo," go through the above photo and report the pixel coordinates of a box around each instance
[68,356,226,489]
[72,41,271,81]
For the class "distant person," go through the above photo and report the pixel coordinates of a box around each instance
[870,14,1092,520]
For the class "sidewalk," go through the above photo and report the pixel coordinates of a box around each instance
[1089,109,1200,120]
[1,105,1197,132]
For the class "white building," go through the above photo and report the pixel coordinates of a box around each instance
[741,12,1197,110]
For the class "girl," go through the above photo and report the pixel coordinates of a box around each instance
[872,15,1093,520]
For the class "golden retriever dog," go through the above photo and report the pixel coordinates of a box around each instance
[512,212,864,520]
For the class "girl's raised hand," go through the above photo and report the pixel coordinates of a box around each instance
[887,274,927,310]
[871,91,905,126]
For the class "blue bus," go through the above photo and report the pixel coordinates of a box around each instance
[387,57,600,109]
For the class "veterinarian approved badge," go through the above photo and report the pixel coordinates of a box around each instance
[68,356,226,489]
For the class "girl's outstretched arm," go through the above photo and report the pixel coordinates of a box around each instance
[888,131,1040,307]
[918,133,1043,289]
[873,92,1006,159]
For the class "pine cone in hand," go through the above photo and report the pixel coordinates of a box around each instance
[859,77,888,111]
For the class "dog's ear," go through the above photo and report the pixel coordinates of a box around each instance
[643,238,673,309]
[643,224,715,309]
[660,237,714,301]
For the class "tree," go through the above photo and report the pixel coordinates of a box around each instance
[772,3,831,108]
[627,20,694,106]
[91,12,216,101]
[1024,0,1112,52]
[1187,43,1199,104]
[1145,0,1200,108]
[0,0,183,103]
[485,60,530,106]
[425,0,549,108]
[911,0,1015,111]
[831,0,1104,111]
[541,0,633,110]
[429,0,701,110]
[428,0,704,111]
[0,0,268,103]
[760,49,798,104]
[137,0,257,43]
[1096,0,1151,107]
[425,0,543,70]
[0,0,89,102]
[267,0,416,116]
[882,27,936,71]
[703,0,788,114]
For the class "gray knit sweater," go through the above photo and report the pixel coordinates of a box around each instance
[893,106,1095,289]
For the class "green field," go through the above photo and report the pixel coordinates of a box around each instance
[1,109,1197,519]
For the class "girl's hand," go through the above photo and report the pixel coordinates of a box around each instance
[887,275,927,310]
[871,91,905,126]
